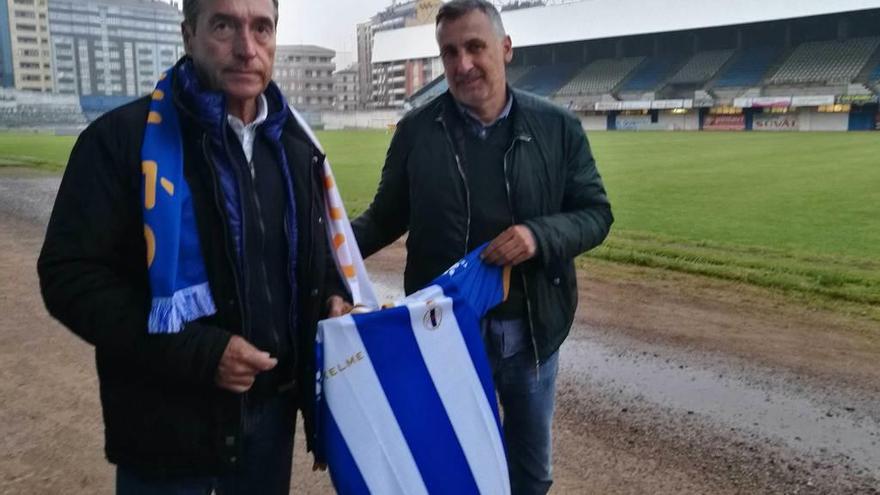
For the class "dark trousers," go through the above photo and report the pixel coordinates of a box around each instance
[116,392,296,495]
[484,318,560,495]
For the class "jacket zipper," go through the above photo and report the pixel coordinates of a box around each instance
[247,156,282,355]
[290,147,320,384]
[437,116,471,258]
[283,203,296,369]
[305,149,317,306]
[502,134,542,378]
[218,130,256,343]
[201,134,248,335]
[202,134,249,458]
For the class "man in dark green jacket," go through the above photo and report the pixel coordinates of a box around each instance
[352,1,613,493]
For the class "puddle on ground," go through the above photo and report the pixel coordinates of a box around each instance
[561,338,880,477]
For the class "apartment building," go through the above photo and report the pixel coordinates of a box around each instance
[274,45,336,112]
[4,0,53,92]
[47,0,183,96]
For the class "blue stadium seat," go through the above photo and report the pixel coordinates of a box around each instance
[619,55,685,92]
[668,50,735,85]
[513,64,580,96]
[768,37,880,85]
[870,62,880,82]
[714,47,779,87]
[556,57,644,95]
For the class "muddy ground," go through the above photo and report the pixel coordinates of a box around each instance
[1,175,878,494]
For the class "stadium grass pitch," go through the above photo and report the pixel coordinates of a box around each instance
[2,129,877,312]
[0,132,76,171]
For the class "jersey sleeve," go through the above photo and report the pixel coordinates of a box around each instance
[429,244,511,318]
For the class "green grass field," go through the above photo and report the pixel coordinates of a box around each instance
[3,130,878,312]
[0,132,77,170]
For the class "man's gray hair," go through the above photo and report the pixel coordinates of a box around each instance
[182,0,279,28]
[436,0,506,38]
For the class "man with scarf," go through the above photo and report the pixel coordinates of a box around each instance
[37,0,355,493]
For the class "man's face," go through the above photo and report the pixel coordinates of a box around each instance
[436,9,512,113]
[182,0,277,104]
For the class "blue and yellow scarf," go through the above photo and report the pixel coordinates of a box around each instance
[141,68,216,334]
[141,61,380,334]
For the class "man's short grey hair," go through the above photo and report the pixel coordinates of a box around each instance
[436,0,506,38]
[182,0,279,28]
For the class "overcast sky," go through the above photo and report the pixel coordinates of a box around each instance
[162,0,413,68]
[277,0,395,68]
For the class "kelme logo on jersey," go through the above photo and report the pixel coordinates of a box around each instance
[325,351,365,379]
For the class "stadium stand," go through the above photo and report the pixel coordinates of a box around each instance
[619,54,687,93]
[514,64,581,96]
[0,89,86,128]
[667,50,735,85]
[406,75,448,109]
[713,47,780,87]
[556,57,644,95]
[506,65,534,85]
[79,95,139,122]
[767,37,880,85]
[392,1,880,133]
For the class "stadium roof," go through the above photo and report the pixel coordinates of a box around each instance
[276,44,336,55]
[372,0,880,63]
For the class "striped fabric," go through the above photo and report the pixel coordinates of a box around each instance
[316,247,511,494]
[287,108,378,310]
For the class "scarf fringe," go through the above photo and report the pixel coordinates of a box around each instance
[147,283,217,334]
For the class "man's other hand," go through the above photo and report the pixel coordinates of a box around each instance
[215,335,277,393]
[482,225,537,266]
[326,295,353,317]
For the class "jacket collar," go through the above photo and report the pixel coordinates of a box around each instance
[170,56,289,140]
[436,86,532,140]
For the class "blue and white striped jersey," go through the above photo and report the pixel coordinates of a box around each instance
[315,246,511,495]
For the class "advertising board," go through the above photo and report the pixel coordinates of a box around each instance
[753,114,799,131]
[703,114,745,131]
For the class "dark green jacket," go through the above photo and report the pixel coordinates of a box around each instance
[353,89,613,363]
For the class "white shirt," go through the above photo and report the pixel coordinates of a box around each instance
[227,94,269,165]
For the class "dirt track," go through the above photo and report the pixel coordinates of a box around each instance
[1,175,878,494]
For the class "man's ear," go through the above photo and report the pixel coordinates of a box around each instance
[181,21,193,55]
[503,35,513,64]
